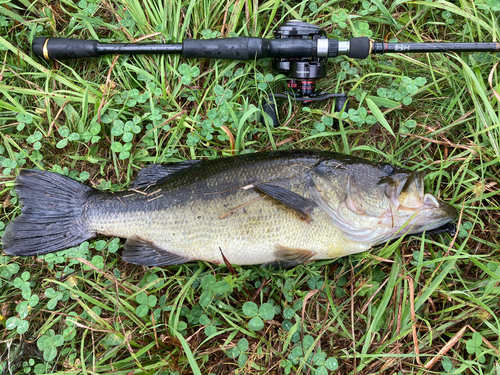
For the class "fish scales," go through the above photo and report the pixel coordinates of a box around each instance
[2,150,457,266]
[84,151,356,264]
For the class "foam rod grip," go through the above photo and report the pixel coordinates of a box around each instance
[32,37,100,60]
[348,37,371,59]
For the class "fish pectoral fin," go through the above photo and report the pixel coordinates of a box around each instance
[255,183,316,222]
[130,160,201,188]
[267,245,315,267]
[122,237,190,266]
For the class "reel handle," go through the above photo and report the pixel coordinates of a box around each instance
[334,95,349,113]
[259,93,349,127]
[260,94,280,128]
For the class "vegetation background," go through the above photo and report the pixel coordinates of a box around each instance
[0,0,499,374]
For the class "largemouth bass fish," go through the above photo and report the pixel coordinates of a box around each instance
[2,150,457,266]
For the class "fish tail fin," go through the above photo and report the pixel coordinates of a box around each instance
[2,169,95,256]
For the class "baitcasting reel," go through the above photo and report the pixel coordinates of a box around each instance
[262,20,349,127]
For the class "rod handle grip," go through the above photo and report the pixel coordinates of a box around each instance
[32,37,99,60]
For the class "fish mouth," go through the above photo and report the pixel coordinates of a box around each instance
[398,195,457,226]
[382,171,458,236]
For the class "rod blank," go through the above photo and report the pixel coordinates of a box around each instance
[372,41,500,54]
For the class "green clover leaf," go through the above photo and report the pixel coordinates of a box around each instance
[242,301,259,317]
[258,303,275,320]
[248,316,264,331]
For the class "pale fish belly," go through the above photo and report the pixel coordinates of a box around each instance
[87,192,372,265]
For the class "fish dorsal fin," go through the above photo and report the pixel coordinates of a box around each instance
[255,183,316,222]
[265,245,315,267]
[122,237,190,266]
[130,160,201,188]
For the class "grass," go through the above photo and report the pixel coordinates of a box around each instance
[0,0,499,374]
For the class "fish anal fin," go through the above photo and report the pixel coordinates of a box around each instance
[131,160,201,188]
[267,245,315,267]
[256,183,316,222]
[122,237,190,266]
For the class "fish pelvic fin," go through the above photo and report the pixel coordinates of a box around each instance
[262,245,315,268]
[2,169,94,256]
[122,237,190,266]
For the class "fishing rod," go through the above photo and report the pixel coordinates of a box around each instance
[32,20,500,126]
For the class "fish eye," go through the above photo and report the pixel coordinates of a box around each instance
[381,164,395,176]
